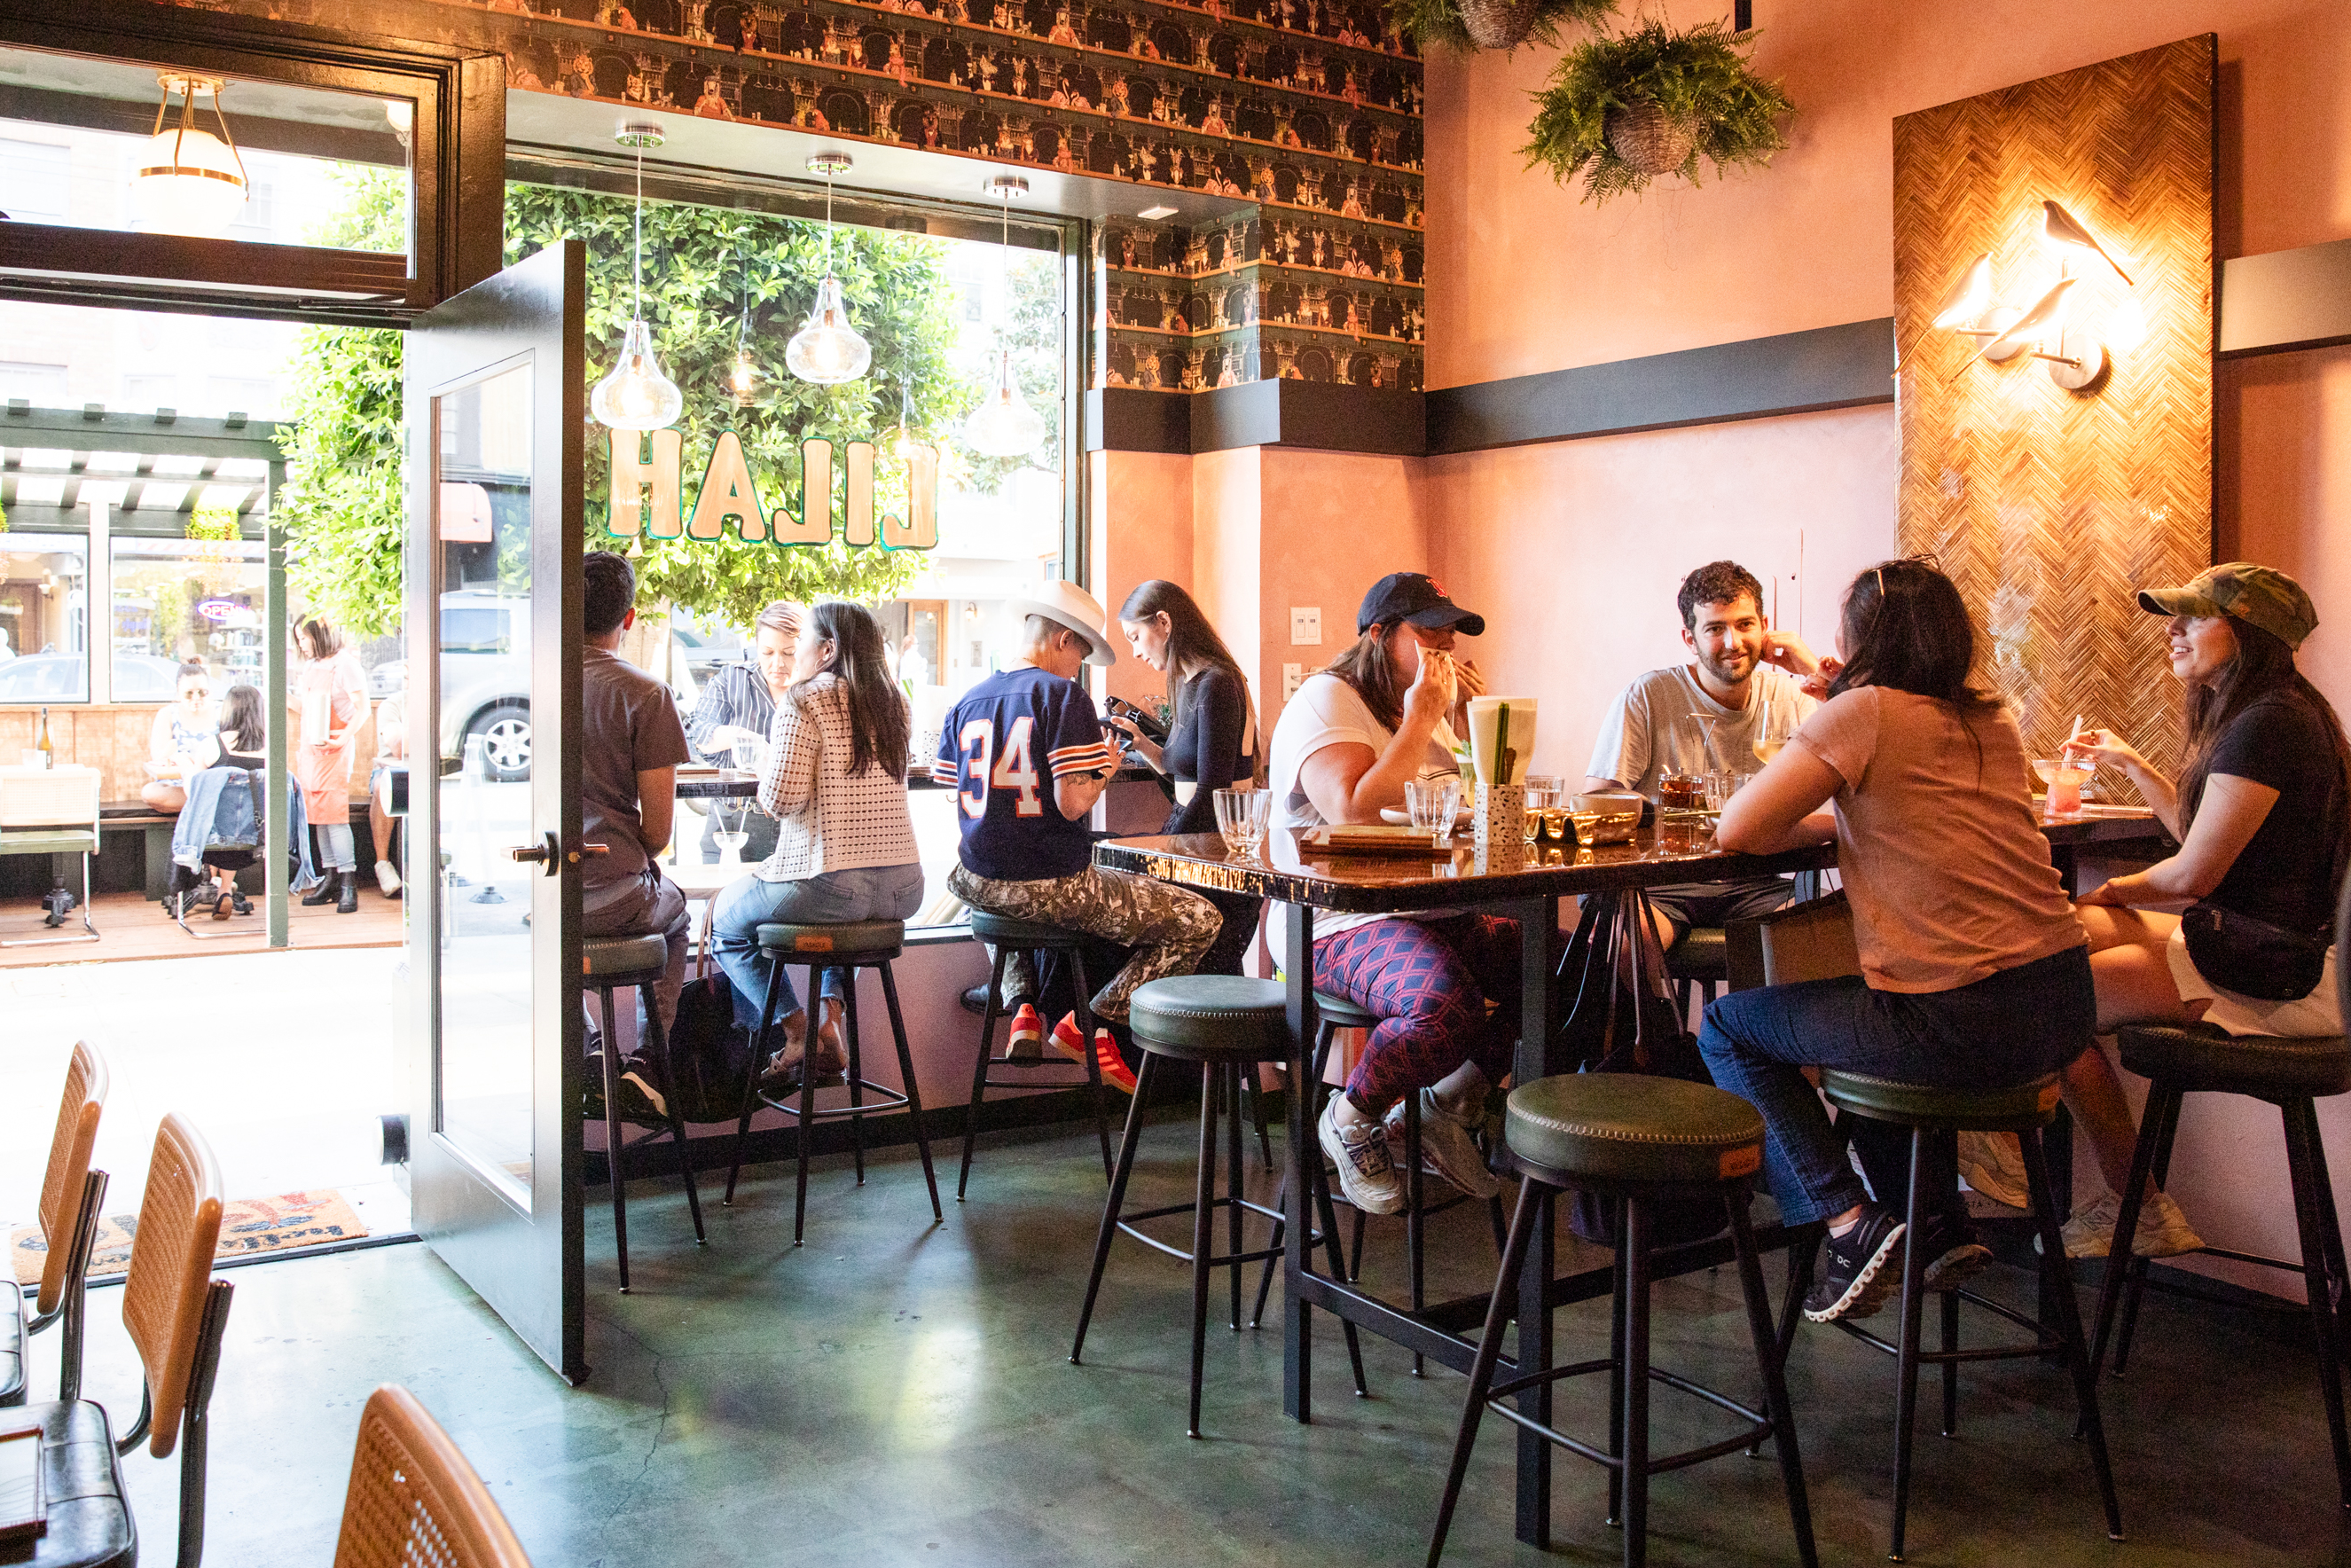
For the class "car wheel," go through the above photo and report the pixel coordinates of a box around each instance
[466,702,532,782]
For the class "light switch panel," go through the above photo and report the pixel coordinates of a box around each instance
[1282,662,1305,702]
[1289,607,1322,646]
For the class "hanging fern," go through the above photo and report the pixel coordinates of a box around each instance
[1521,20,1794,203]
[1386,0,1612,54]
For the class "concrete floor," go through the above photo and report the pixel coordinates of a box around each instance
[50,1117,2351,1567]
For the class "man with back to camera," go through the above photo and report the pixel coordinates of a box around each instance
[934,579,1220,1088]
[1584,560,1821,951]
[580,550,694,1116]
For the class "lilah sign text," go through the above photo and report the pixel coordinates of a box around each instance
[602,429,939,549]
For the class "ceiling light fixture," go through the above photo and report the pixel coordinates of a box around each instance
[130,74,249,238]
[591,121,686,432]
[1136,204,1179,220]
[963,175,1047,459]
[785,152,873,386]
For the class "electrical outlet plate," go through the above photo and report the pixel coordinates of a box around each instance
[1289,607,1321,646]
[1282,662,1305,702]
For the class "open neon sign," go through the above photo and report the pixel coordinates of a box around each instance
[601,431,939,549]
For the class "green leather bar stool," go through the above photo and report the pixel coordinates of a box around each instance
[958,910,1117,1196]
[1665,926,1728,1026]
[1427,1073,1814,1568]
[1807,1069,2121,1560]
[2090,1022,2351,1506]
[1070,975,1364,1439]
[583,933,704,1293]
[721,920,941,1245]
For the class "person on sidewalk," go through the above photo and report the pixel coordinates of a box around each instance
[933,579,1219,1086]
[290,617,370,913]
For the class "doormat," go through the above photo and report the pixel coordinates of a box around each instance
[10,1188,370,1284]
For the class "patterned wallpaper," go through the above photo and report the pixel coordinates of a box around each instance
[195,0,1425,394]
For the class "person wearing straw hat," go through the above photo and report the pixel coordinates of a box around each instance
[2052,562,2349,1261]
[933,578,1220,1086]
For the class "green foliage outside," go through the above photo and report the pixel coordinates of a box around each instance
[1521,20,1794,204]
[1385,0,1610,55]
[278,170,1028,634]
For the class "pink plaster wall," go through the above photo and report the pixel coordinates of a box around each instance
[1091,449,1195,713]
[1255,449,1434,719]
[1188,446,1268,701]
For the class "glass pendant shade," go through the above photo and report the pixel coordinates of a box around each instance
[963,349,1046,457]
[786,277,872,385]
[592,317,685,430]
[131,124,247,237]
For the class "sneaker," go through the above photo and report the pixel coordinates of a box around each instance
[2060,1190,2206,1260]
[615,1066,669,1122]
[1803,1204,1908,1322]
[1955,1128,2031,1210]
[1002,1001,1046,1061]
[1047,1010,1090,1065]
[1320,1097,1405,1215]
[960,983,991,1017]
[374,858,404,897]
[1092,1027,1139,1094]
[1386,1090,1503,1200]
[1915,1213,1994,1294]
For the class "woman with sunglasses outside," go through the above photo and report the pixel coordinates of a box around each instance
[141,660,219,812]
[1697,558,2096,1323]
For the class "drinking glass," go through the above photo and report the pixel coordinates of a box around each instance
[1406,777,1460,848]
[1522,775,1561,843]
[1213,787,1271,857]
[2031,757,2090,820]
[1752,710,1796,766]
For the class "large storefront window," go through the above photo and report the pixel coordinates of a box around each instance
[0,533,90,700]
[111,534,268,693]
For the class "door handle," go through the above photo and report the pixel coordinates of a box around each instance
[507,834,609,876]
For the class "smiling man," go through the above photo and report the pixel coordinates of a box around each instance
[1584,560,1822,947]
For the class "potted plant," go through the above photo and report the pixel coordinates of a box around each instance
[1386,0,1611,55]
[1521,19,1793,203]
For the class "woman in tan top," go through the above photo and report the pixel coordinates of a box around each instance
[710,601,922,1091]
[1698,558,2094,1324]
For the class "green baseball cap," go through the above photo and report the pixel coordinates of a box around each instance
[2136,561,2317,650]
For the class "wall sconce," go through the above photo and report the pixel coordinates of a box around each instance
[2042,200,2133,285]
[1928,199,2139,394]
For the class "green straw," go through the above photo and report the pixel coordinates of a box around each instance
[1495,702,1510,787]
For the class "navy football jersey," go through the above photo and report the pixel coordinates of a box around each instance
[931,665,1113,880]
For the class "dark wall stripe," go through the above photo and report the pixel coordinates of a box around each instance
[2220,238,2351,358]
[1424,318,1896,454]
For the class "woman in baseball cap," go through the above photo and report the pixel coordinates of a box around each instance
[2061,561,2350,1260]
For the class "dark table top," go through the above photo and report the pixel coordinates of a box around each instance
[1094,805,2170,915]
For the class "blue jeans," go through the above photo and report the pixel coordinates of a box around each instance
[710,863,925,1032]
[1697,945,2095,1227]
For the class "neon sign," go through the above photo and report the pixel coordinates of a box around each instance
[602,431,939,549]
[196,599,239,622]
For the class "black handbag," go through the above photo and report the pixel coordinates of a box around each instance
[2181,901,2330,1002]
[662,899,756,1123]
[1556,890,1728,1250]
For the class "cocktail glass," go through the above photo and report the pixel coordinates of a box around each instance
[2033,757,2091,820]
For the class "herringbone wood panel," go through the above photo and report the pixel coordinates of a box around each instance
[1894,37,2215,786]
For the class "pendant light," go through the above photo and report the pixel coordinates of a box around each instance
[591,121,686,432]
[130,74,249,238]
[962,175,1047,459]
[786,153,873,385]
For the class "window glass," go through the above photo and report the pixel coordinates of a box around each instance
[0,536,90,702]
[110,535,266,695]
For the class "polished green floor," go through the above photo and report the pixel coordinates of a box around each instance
[68,1117,2351,1565]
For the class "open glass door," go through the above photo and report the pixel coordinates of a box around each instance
[404,241,588,1382]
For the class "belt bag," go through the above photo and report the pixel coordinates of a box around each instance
[2181,902,2329,1002]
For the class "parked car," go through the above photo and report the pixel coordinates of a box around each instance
[380,592,533,783]
[670,612,747,681]
[0,652,183,702]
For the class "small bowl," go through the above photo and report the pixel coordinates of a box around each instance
[1569,792,1643,815]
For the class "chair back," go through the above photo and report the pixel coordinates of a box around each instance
[0,764,100,831]
[35,1040,108,1316]
[1726,890,1861,992]
[333,1384,535,1568]
[121,1112,225,1459]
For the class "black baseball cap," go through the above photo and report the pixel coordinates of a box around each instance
[1357,572,1485,637]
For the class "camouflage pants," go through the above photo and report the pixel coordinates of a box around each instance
[949,863,1220,1023]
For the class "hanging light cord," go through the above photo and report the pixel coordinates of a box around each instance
[631,143,646,319]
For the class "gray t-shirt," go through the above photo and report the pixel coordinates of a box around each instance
[582,645,691,908]
[1585,664,1815,797]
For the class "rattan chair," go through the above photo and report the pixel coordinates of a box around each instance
[12,1113,231,1568]
[331,1384,534,1568]
[3,1040,110,1408]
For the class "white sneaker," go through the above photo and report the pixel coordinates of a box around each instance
[1386,1090,1504,1201]
[1955,1129,2030,1210]
[374,858,403,896]
[2060,1191,2208,1259]
[1320,1097,1404,1215]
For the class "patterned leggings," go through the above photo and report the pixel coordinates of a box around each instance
[949,863,1221,1023]
[1313,913,1523,1118]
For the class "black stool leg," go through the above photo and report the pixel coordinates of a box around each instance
[1226,1062,1247,1333]
[2091,1084,2175,1378]
[724,952,791,1204]
[2113,1086,2190,1375]
[1253,1023,1335,1325]
[639,978,704,1244]
[1248,1066,1276,1172]
[958,949,1010,1200]
[1890,1128,1930,1562]
[1070,948,1116,1179]
[1621,1194,1652,1568]
[794,964,819,1247]
[1728,1189,1820,1568]
[2019,1125,2124,1543]
[2280,1096,2351,1508]
[838,967,868,1185]
[1406,1094,1428,1377]
[1072,1053,1159,1366]
[879,960,943,1221]
[1606,1197,1629,1528]
[1426,1175,1544,1568]
[1190,1058,1220,1439]
[1936,1133,1958,1439]
[1309,1144,1372,1398]
[597,983,631,1292]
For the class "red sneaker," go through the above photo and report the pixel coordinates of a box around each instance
[1048,1011,1090,1064]
[1003,1001,1045,1060]
[1092,1027,1139,1095]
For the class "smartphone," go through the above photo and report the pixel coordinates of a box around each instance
[1102,695,1168,743]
